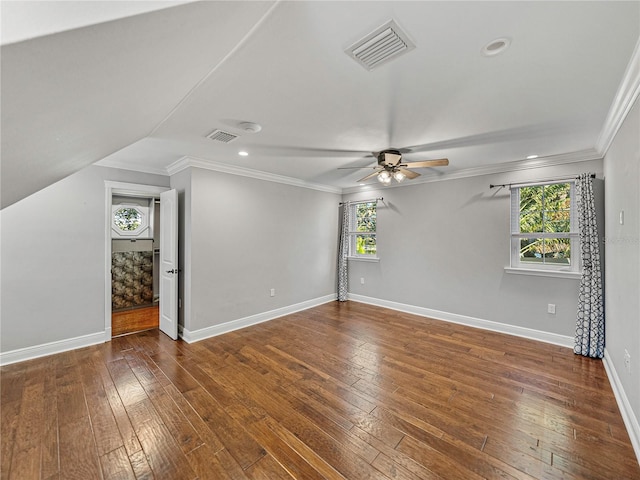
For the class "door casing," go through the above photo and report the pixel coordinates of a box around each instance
[104,181,170,341]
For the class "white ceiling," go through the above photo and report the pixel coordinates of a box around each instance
[2,1,639,207]
[0,1,197,46]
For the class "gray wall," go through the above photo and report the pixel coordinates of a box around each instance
[0,165,169,352]
[604,97,640,425]
[176,167,340,333]
[343,158,603,338]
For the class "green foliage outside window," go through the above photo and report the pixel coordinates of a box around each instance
[114,207,142,231]
[519,183,571,264]
[354,202,377,255]
[356,235,377,255]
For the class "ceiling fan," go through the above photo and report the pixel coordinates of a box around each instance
[340,149,449,185]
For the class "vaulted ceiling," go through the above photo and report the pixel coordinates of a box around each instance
[2,1,639,208]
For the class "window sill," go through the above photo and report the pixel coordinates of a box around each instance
[504,267,581,279]
[348,256,380,263]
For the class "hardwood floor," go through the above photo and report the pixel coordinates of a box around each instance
[112,305,159,337]
[1,301,638,479]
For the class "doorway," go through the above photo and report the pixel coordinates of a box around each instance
[110,195,160,336]
[104,182,178,341]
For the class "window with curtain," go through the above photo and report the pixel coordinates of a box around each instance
[349,202,377,258]
[510,181,579,273]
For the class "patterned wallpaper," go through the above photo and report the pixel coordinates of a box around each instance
[112,250,154,310]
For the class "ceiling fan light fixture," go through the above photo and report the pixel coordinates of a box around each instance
[393,170,406,183]
[377,170,392,184]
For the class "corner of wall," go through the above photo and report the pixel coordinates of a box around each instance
[603,349,640,463]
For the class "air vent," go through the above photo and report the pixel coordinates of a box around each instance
[346,19,415,71]
[206,129,238,143]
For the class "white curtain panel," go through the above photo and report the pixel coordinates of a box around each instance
[337,203,350,301]
[574,173,605,358]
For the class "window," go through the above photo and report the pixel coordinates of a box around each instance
[111,204,150,237]
[510,181,579,273]
[349,202,377,258]
[114,207,143,231]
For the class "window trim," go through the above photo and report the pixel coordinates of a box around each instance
[347,201,379,260]
[111,204,150,237]
[348,255,380,263]
[504,267,581,279]
[509,180,581,276]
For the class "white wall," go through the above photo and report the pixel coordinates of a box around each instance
[169,168,192,332]
[0,165,169,354]
[603,97,640,437]
[175,167,340,334]
[343,158,603,339]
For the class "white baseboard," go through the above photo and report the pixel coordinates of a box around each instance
[603,349,640,464]
[0,331,106,366]
[348,294,574,348]
[180,294,336,343]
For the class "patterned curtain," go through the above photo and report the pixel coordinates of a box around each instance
[574,173,605,358]
[337,202,350,301]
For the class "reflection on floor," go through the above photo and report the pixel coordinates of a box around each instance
[112,305,159,337]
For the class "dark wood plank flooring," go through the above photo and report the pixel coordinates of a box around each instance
[1,301,638,479]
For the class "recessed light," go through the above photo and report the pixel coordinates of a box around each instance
[526,154,539,160]
[238,151,249,157]
[482,37,511,57]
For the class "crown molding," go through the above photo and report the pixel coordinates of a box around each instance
[165,156,190,175]
[166,156,342,194]
[341,148,602,194]
[102,146,602,196]
[596,37,640,155]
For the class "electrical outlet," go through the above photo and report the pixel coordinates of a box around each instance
[624,349,631,374]
[547,303,556,314]
[360,277,365,285]
[270,288,275,297]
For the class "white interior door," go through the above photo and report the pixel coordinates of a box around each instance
[159,189,178,340]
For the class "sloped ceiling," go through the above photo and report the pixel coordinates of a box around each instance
[2,1,639,208]
[1,1,276,207]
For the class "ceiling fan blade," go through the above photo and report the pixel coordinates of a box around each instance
[398,167,420,179]
[337,166,377,170]
[357,170,382,183]
[402,158,449,168]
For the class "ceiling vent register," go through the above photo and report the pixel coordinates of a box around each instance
[346,19,415,71]
[206,129,238,143]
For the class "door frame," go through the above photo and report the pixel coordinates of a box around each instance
[104,181,170,341]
